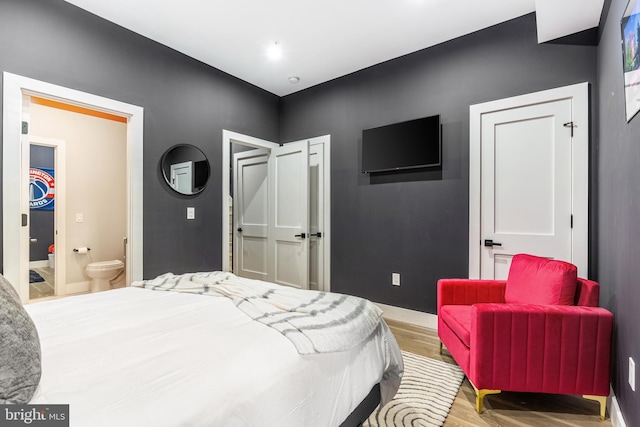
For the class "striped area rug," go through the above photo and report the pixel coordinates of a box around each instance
[364,351,464,427]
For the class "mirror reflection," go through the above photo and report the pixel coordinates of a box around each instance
[161,144,210,195]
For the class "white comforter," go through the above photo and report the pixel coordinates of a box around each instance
[26,287,403,427]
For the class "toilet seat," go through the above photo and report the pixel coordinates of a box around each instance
[86,259,124,271]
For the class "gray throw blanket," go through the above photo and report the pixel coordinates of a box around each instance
[0,275,41,403]
[131,271,383,355]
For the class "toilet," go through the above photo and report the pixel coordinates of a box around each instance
[86,260,125,292]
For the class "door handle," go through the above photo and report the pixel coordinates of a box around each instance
[484,239,502,247]
[312,232,322,238]
[294,233,306,239]
[237,228,243,232]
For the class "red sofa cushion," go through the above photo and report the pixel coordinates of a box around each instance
[440,305,472,348]
[505,254,577,306]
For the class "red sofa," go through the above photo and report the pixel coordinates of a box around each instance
[437,254,613,419]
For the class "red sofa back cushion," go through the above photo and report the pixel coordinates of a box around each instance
[505,254,577,305]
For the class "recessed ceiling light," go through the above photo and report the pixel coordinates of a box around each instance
[288,76,300,84]
[267,41,282,61]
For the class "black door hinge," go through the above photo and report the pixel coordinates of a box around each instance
[571,214,574,228]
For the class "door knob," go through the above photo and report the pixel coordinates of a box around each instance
[237,228,243,232]
[484,239,502,247]
[294,233,307,239]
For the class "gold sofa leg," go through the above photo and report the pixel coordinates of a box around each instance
[469,381,501,413]
[439,341,443,354]
[583,395,607,420]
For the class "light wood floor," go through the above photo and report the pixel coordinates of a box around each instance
[29,267,55,299]
[385,318,612,427]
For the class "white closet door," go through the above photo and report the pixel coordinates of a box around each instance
[234,149,269,281]
[268,141,309,289]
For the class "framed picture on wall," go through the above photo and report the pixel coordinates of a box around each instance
[622,0,640,121]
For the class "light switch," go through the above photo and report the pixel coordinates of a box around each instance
[186,207,195,220]
[75,213,83,223]
[392,273,400,286]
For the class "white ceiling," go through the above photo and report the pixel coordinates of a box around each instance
[63,0,604,97]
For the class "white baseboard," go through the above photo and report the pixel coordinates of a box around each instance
[65,281,91,295]
[29,260,49,268]
[375,303,437,330]
[610,387,627,427]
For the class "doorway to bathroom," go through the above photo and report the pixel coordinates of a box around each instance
[3,72,144,303]
[25,96,128,300]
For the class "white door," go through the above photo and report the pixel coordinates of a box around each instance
[480,100,572,278]
[170,161,193,194]
[233,149,270,281]
[268,141,310,289]
[469,83,589,279]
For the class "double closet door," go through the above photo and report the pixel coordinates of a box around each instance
[233,139,326,290]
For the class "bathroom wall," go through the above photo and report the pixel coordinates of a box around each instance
[29,102,127,291]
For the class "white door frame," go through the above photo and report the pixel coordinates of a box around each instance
[3,72,144,302]
[304,136,331,292]
[469,82,589,278]
[309,142,325,292]
[222,130,331,291]
[28,136,67,297]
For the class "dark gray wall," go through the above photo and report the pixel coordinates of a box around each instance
[0,0,279,278]
[280,13,597,314]
[29,145,54,261]
[597,0,640,425]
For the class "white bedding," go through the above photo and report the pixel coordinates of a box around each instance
[25,287,403,427]
[131,271,385,355]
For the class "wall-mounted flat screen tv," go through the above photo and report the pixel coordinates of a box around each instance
[362,115,441,173]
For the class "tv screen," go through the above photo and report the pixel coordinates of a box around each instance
[362,115,441,173]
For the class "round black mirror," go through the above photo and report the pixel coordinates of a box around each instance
[161,144,210,195]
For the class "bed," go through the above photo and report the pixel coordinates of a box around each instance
[1,272,403,426]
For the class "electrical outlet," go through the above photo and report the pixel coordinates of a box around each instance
[630,357,636,392]
[392,273,400,286]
